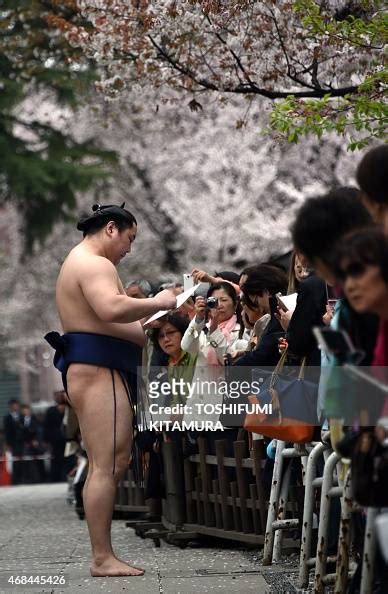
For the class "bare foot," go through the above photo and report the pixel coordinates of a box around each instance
[90,556,145,577]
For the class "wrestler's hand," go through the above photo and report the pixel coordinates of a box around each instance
[154,289,177,311]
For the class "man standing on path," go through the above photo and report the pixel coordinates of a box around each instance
[45,203,176,577]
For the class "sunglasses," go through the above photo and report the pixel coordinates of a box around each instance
[337,261,367,281]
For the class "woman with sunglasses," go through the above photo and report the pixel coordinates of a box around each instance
[337,228,388,366]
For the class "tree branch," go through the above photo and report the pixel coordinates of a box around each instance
[205,13,260,93]
[147,36,358,99]
[268,7,322,91]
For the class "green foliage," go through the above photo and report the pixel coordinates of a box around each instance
[72,0,386,150]
[294,0,387,47]
[271,0,387,149]
[270,71,387,150]
[0,0,116,250]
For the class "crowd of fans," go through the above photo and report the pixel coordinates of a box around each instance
[2,143,387,588]
[131,144,388,588]
[136,145,387,430]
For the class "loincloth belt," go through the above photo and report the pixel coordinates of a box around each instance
[44,331,143,475]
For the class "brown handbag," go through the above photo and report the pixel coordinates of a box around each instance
[244,350,317,443]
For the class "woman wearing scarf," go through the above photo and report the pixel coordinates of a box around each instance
[181,282,246,437]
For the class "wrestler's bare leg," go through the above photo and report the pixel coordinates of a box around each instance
[67,364,144,577]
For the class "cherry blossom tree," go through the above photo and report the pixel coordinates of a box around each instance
[65,87,361,276]
[4,0,382,381]
[0,89,360,370]
[52,0,386,149]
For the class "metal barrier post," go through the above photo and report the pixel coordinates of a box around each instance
[263,440,286,565]
[298,442,327,588]
[313,451,341,594]
[264,441,314,565]
[334,468,353,594]
[360,507,378,594]
[272,461,292,562]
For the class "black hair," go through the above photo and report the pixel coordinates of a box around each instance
[291,187,371,266]
[266,250,293,273]
[335,227,388,284]
[356,145,388,205]
[207,281,238,305]
[77,203,137,237]
[215,270,240,285]
[239,265,260,281]
[261,260,288,273]
[240,264,288,310]
[207,281,244,337]
[151,313,190,348]
[8,398,19,406]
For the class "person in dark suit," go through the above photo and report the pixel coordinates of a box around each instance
[3,399,24,485]
[20,403,45,483]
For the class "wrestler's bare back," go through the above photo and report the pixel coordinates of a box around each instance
[56,243,145,347]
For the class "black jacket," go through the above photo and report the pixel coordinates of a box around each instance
[233,315,284,368]
[21,415,41,447]
[286,275,327,367]
[3,413,24,455]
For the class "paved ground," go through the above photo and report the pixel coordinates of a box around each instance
[0,484,302,594]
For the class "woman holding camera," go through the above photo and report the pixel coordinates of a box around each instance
[181,282,246,428]
[181,282,244,365]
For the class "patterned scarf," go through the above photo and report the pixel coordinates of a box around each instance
[206,314,237,366]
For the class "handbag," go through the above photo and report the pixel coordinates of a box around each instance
[244,349,318,443]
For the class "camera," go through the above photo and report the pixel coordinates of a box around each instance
[183,273,194,291]
[206,297,219,309]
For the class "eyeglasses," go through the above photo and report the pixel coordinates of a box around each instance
[158,330,180,340]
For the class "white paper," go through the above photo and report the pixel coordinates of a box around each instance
[277,292,298,312]
[144,284,201,325]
